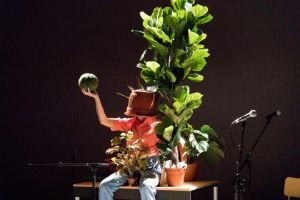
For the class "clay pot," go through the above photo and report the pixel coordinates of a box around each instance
[127,178,136,186]
[124,90,158,116]
[184,163,199,182]
[165,168,186,186]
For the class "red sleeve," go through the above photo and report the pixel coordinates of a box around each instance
[110,117,134,132]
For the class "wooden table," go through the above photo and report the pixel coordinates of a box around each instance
[73,181,219,200]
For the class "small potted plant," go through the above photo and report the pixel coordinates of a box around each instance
[132,0,224,185]
[106,131,148,186]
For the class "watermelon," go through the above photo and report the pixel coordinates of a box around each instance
[78,73,98,92]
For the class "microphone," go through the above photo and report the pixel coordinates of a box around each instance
[266,110,281,120]
[231,110,257,125]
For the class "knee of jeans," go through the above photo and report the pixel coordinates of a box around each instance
[99,180,109,190]
[140,179,157,189]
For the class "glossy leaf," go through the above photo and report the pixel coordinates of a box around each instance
[170,128,181,148]
[195,14,213,25]
[191,4,208,18]
[146,61,160,73]
[163,125,174,141]
[182,50,207,72]
[188,73,204,82]
[166,68,177,83]
[140,11,150,21]
[173,85,189,103]
[173,101,185,114]
[185,92,203,109]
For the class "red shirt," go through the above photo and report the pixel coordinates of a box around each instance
[111,117,161,157]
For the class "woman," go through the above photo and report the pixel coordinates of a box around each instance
[81,88,161,200]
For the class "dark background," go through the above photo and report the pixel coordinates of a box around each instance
[1,0,300,199]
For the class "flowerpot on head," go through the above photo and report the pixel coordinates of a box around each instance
[165,168,186,186]
[127,177,136,186]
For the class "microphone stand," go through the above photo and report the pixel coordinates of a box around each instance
[29,162,109,200]
[234,121,247,200]
[238,116,273,200]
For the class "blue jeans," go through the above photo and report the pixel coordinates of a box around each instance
[99,156,161,200]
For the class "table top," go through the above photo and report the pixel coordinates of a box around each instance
[73,180,219,191]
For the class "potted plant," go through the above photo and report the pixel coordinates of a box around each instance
[132,0,224,185]
[182,124,224,181]
[106,131,148,186]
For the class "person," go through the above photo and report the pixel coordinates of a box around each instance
[81,88,162,200]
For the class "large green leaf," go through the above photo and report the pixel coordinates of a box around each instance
[173,85,189,103]
[188,29,200,45]
[146,61,160,73]
[201,125,218,140]
[188,73,204,82]
[188,133,209,155]
[140,11,150,21]
[188,29,207,45]
[155,122,165,136]
[170,127,181,148]
[166,68,177,83]
[146,26,172,44]
[158,103,170,114]
[203,141,224,165]
[178,108,193,125]
[163,125,174,141]
[165,108,178,123]
[195,14,213,25]
[171,0,186,11]
[173,101,185,114]
[140,67,156,83]
[185,92,203,109]
[144,31,167,56]
[182,49,207,72]
[191,4,208,18]
[150,7,164,28]
[163,107,191,126]
[175,20,187,38]
[164,15,178,35]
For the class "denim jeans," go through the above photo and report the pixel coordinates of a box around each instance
[99,156,161,200]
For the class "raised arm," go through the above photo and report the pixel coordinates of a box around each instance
[81,88,115,129]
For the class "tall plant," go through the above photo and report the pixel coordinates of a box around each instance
[133,0,224,167]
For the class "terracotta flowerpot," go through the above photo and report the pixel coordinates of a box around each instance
[165,168,186,186]
[184,163,199,182]
[127,178,136,186]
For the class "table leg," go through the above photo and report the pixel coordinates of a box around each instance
[213,186,218,200]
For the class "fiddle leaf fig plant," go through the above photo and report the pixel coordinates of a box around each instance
[133,0,224,167]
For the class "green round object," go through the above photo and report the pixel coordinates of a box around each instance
[78,73,99,92]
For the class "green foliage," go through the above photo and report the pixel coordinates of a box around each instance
[78,73,99,92]
[106,131,148,177]
[133,0,224,166]
[133,0,213,92]
[183,124,224,164]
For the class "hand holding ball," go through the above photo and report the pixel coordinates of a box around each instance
[78,73,99,92]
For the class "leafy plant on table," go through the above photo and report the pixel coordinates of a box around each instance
[106,131,148,177]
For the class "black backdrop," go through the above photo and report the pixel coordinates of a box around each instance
[1,0,300,199]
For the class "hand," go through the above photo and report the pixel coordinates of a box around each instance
[81,88,99,99]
